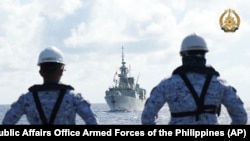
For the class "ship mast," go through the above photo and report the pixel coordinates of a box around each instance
[119,46,128,78]
[118,46,132,88]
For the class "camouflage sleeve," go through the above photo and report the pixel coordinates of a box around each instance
[141,86,166,125]
[222,86,248,125]
[2,94,26,125]
[75,93,98,125]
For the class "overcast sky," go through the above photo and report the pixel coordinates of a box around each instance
[0,0,250,105]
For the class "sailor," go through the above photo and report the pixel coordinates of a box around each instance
[141,33,247,125]
[2,46,98,125]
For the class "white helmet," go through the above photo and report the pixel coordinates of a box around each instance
[37,46,64,65]
[180,33,208,53]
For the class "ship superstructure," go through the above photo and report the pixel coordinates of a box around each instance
[105,47,146,111]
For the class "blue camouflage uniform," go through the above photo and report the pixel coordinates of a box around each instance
[2,84,98,125]
[141,66,247,125]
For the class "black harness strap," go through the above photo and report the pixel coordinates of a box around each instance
[173,73,213,121]
[49,89,66,124]
[171,105,218,117]
[32,89,67,124]
[29,83,74,125]
[33,91,47,124]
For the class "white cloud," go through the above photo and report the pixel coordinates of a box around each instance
[39,0,83,20]
[65,0,178,46]
[0,0,249,105]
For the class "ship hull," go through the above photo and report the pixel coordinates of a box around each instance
[105,95,146,111]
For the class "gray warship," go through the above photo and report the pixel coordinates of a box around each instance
[105,47,147,111]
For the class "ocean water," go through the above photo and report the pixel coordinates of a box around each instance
[0,103,250,125]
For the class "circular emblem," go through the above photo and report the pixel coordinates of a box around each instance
[219,9,240,32]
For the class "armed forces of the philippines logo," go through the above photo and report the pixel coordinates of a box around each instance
[219,8,240,32]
